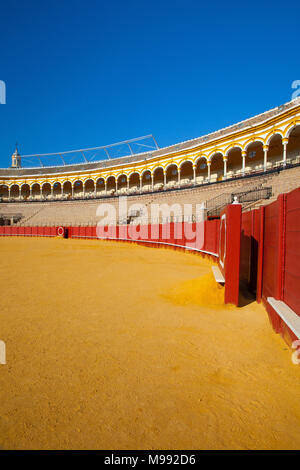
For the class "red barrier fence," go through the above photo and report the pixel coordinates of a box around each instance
[232,187,300,344]
[1,186,299,346]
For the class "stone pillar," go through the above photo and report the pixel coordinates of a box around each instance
[71,184,74,198]
[163,171,166,189]
[242,151,246,176]
[193,165,196,185]
[151,174,154,192]
[207,162,211,182]
[223,157,227,180]
[140,177,142,193]
[282,138,288,166]
[263,145,268,172]
[177,168,180,185]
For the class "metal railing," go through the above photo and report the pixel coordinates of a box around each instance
[207,186,273,217]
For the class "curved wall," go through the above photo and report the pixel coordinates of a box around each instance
[1,99,300,201]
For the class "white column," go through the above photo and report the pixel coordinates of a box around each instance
[140,176,142,192]
[177,168,180,185]
[127,179,129,193]
[151,174,154,192]
[61,185,63,196]
[8,187,11,199]
[105,180,107,194]
[263,145,268,172]
[30,186,33,197]
[193,165,196,184]
[223,157,227,179]
[71,184,74,198]
[50,185,53,198]
[207,162,211,182]
[94,182,97,197]
[283,139,288,166]
[242,151,246,176]
[163,171,166,189]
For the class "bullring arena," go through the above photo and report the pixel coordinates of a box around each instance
[0,99,300,450]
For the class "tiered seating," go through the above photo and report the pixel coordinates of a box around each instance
[0,165,299,226]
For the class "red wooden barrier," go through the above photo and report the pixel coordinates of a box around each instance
[283,188,300,314]
[219,204,242,305]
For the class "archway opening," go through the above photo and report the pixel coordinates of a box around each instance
[117,175,127,193]
[96,178,105,195]
[21,184,30,200]
[141,171,151,191]
[106,176,116,195]
[53,182,62,197]
[63,181,72,198]
[180,161,193,185]
[10,184,20,199]
[153,167,164,190]
[32,183,41,199]
[166,164,178,187]
[195,157,207,183]
[226,147,242,177]
[74,180,83,197]
[287,125,300,163]
[129,173,140,192]
[245,142,263,173]
[0,185,9,200]
[267,134,283,168]
[85,179,95,196]
[41,183,51,199]
[210,153,223,182]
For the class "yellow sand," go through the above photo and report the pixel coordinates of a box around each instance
[0,237,299,450]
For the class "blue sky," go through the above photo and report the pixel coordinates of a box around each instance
[0,0,299,167]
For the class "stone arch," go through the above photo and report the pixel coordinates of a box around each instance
[73,179,83,197]
[286,124,300,163]
[96,177,105,195]
[63,181,72,198]
[31,182,41,198]
[165,163,178,186]
[244,141,264,172]
[21,183,31,199]
[153,167,164,189]
[195,157,208,183]
[267,133,283,167]
[10,184,20,199]
[84,178,95,195]
[129,172,140,192]
[0,184,9,200]
[52,181,62,197]
[226,146,243,176]
[117,174,128,193]
[209,152,224,182]
[179,160,193,185]
[106,176,116,194]
[141,170,151,191]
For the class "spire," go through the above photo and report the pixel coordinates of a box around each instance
[11,143,21,168]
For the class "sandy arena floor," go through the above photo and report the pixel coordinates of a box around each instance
[0,237,299,450]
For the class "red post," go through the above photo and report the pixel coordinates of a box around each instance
[219,204,242,306]
[275,194,286,300]
[256,206,265,303]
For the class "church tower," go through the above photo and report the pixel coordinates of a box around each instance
[11,144,21,168]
